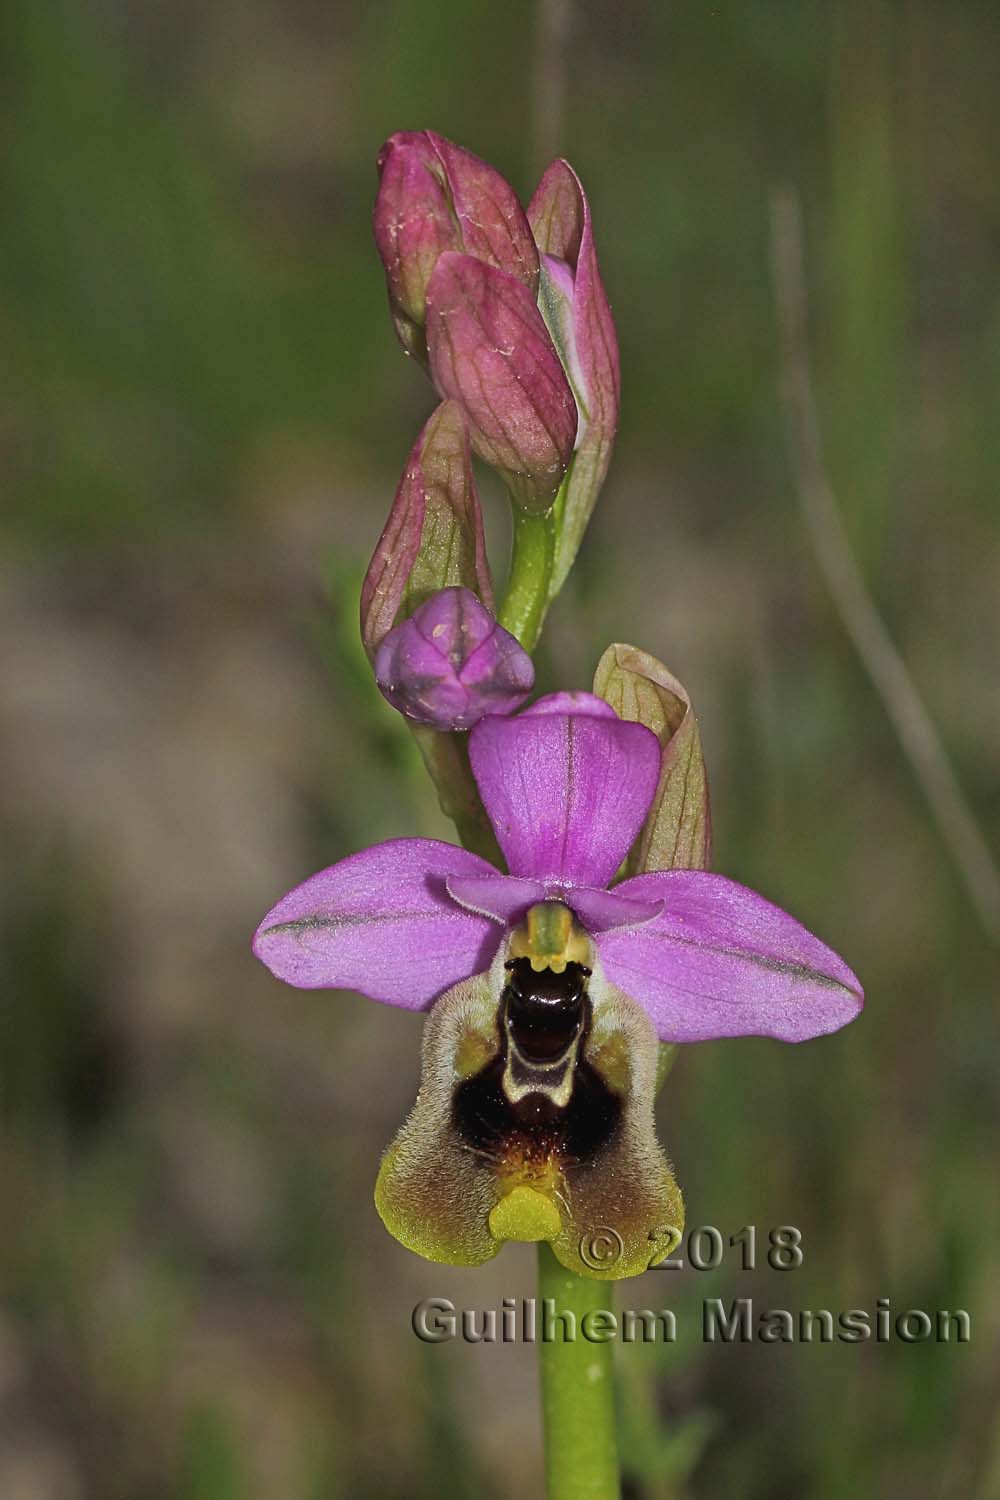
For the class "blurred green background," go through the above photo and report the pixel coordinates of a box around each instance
[2,0,999,1495]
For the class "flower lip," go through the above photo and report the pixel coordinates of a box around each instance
[374,936,684,1278]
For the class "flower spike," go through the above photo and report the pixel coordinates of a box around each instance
[257,130,866,1292]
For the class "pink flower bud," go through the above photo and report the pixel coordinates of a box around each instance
[373,131,539,361]
[425,253,578,513]
[529,160,621,592]
[374,587,534,731]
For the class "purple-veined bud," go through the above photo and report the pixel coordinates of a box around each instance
[360,401,493,662]
[529,160,621,594]
[426,253,578,513]
[374,587,534,731]
[374,131,540,362]
[593,643,711,874]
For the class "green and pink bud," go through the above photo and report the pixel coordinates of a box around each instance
[373,130,539,362]
[529,160,621,594]
[374,587,534,731]
[360,401,493,662]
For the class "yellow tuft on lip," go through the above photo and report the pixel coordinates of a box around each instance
[507,901,591,974]
[489,1185,561,1244]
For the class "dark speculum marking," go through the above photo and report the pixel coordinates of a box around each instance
[451,960,621,1167]
[504,958,590,1062]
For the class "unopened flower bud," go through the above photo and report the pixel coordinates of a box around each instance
[593,643,711,873]
[426,253,578,512]
[360,401,493,662]
[374,587,534,731]
[374,130,539,362]
[529,160,621,594]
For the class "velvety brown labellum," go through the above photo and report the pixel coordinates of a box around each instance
[375,936,683,1280]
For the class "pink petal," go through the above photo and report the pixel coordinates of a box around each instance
[445,871,663,934]
[563,885,663,934]
[253,839,501,1009]
[595,871,864,1043]
[468,707,660,887]
[521,691,617,719]
[445,874,547,924]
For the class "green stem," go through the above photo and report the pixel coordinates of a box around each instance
[537,1244,621,1500]
[498,507,557,653]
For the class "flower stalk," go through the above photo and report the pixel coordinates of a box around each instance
[537,1244,621,1500]
[498,502,561,652]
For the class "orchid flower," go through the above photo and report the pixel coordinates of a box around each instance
[253,692,862,1279]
